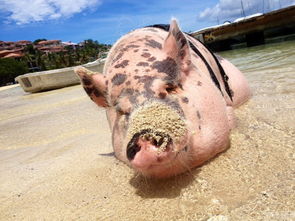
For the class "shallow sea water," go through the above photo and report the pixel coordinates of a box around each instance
[0,41,294,220]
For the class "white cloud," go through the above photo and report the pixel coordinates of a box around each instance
[199,0,295,23]
[0,0,101,24]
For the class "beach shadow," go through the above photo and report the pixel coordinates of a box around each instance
[129,168,200,199]
[128,143,232,199]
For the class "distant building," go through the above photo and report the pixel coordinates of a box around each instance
[0,40,32,58]
[15,40,32,47]
[35,40,66,53]
[62,41,78,50]
[0,39,74,59]
[0,49,24,58]
[0,40,32,50]
[0,41,16,50]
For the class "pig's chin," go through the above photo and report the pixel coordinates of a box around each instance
[126,129,187,176]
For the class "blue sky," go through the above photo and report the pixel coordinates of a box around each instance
[0,0,294,44]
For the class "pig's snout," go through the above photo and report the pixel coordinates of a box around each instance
[125,101,188,169]
[127,129,172,160]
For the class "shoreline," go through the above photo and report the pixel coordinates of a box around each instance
[0,84,19,91]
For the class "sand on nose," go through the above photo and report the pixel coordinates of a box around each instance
[126,101,187,152]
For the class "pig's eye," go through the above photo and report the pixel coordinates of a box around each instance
[118,109,128,116]
[166,84,177,94]
[117,109,124,115]
[117,108,130,116]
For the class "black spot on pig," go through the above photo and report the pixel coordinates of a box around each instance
[145,39,162,49]
[129,95,138,104]
[152,57,178,81]
[197,111,201,119]
[112,73,127,86]
[141,53,151,58]
[112,52,123,64]
[122,45,140,52]
[182,97,189,103]
[124,88,134,95]
[114,60,129,69]
[120,88,139,104]
[138,76,156,97]
[230,89,234,97]
[137,62,149,67]
[148,56,156,62]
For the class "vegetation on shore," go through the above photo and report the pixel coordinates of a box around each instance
[0,39,111,86]
[0,58,29,86]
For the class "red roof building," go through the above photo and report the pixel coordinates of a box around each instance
[0,40,32,58]
[35,40,65,53]
[0,39,69,58]
[3,53,24,58]
[0,48,24,58]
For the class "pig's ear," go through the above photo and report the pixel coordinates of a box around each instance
[75,67,108,107]
[163,19,191,72]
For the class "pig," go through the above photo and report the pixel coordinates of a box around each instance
[75,19,251,178]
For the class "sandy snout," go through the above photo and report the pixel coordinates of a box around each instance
[125,101,188,152]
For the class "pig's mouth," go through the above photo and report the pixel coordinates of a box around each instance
[126,129,173,161]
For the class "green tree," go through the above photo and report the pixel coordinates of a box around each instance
[33,39,47,44]
[0,38,111,84]
[0,58,28,86]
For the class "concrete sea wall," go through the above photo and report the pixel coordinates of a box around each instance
[15,59,105,93]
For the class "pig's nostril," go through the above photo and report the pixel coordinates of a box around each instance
[157,137,164,146]
[127,129,173,160]
[127,144,141,160]
[166,84,177,93]
[151,137,158,146]
[127,131,143,161]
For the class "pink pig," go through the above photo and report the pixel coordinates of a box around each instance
[75,20,251,178]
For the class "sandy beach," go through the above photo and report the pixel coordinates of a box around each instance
[0,41,294,220]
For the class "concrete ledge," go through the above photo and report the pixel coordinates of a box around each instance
[15,59,105,93]
[191,6,295,51]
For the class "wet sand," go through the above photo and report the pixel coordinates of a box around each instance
[0,41,294,220]
[0,84,19,92]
